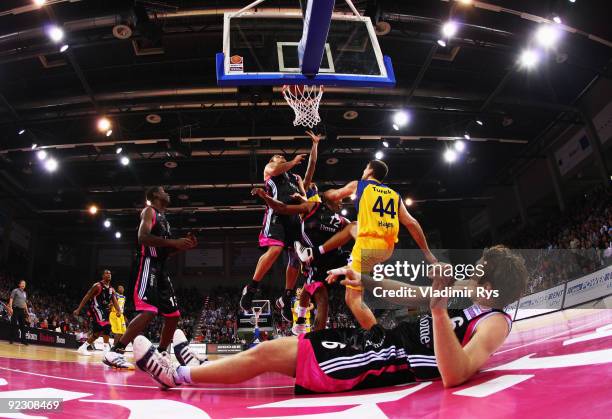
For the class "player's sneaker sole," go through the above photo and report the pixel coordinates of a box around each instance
[275,296,293,323]
[134,336,178,389]
[239,285,256,312]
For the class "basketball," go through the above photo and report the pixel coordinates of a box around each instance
[1,0,611,418]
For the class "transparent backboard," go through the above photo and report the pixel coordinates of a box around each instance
[217,12,395,87]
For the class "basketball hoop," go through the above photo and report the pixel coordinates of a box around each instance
[250,306,263,328]
[282,85,324,128]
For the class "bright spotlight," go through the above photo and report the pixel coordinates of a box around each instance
[105,129,113,137]
[47,25,64,43]
[375,151,384,160]
[437,39,447,47]
[382,141,389,148]
[442,21,458,38]
[454,140,466,152]
[405,198,413,206]
[37,150,48,161]
[392,123,399,131]
[60,44,69,53]
[116,147,123,154]
[393,110,409,127]
[103,219,111,228]
[88,205,98,215]
[520,49,540,69]
[535,25,561,48]
[33,0,46,6]
[97,117,111,132]
[476,119,484,126]
[31,143,37,149]
[443,149,458,163]
[341,209,348,216]
[115,231,122,239]
[569,0,575,3]
[120,156,130,166]
[464,133,471,140]
[553,16,562,24]
[457,0,472,4]
[44,158,58,172]
[18,129,25,135]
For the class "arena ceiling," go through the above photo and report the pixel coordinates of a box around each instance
[0,0,610,238]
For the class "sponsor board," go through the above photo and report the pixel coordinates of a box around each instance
[515,284,565,320]
[207,343,243,354]
[564,264,612,308]
[0,322,78,348]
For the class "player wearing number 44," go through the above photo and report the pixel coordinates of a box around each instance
[299,159,437,331]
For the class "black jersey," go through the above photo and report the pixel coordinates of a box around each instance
[140,206,172,260]
[391,304,512,380]
[265,170,302,204]
[301,202,348,248]
[89,281,115,323]
[297,304,512,393]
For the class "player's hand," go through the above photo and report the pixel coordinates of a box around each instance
[187,232,198,247]
[7,307,13,316]
[291,154,307,166]
[116,311,122,317]
[305,130,321,144]
[72,309,79,317]
[172,237,197,250]
[427,262,454,311]
[325,267,354,285]
[251,188,267,199]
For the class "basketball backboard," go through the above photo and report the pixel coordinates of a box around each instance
[216,8,395,87]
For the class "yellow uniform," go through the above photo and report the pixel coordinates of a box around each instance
[307,193,322,203]
[110,293,127,334]
[349,179,400,286]
[292,299,312,332]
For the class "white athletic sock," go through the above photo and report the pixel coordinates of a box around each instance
[296,305,308,318]
[174,366,193,384]
[318,245,326,255]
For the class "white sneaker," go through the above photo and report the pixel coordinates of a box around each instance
[103,343,111,353]
[77,343,92,356]
[292,323,308,336]
[294,241,314,264]
[103,350,135,370]
[173,329,208,366]
[134,335,178,389]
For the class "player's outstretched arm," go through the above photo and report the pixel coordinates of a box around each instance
[73,283,100,317]
[398,199,437,264]
[323,180,358,202]
[303,130,320,190]
[111,294,122,317]
[138,207,195,250]
[264,154,306,178]
[251,188,315,215]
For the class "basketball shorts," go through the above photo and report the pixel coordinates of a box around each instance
[348,236,395,290]
[110,314,127,334]
[295,327,414,394]
[90,318,112,336]
[133,256,180,317]
[259,211,301,248]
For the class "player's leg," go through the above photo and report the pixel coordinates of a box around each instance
[277,249,300,321]
[78,329,99,355]
[158,315,179,352]
[311,285,329,331]
[241,245,283,311]
[345,286,377,330]
[134,335,298,387]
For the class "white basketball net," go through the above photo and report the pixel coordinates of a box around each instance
[282,85,324,128]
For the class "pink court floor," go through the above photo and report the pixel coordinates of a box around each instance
[1,304,611,418]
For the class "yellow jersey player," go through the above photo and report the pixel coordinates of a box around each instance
[291,287,314,333]
[110,285,127,343]
[321,160,437,329]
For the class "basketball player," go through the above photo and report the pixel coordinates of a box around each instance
[241,132,320,321]
[251,186,349,334]
[292,287,314,333]
[73,269,122,356]
[134,246,526,393]
[301,160,437,330]
[110,285,127,344]
[103,186,201,369]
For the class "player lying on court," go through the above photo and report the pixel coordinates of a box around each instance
[251,186,349,335]
[133,245,527,393]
